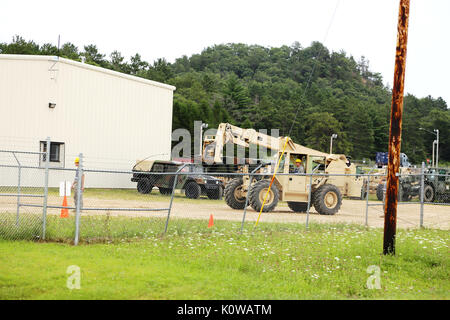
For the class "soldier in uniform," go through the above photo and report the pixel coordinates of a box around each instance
[71,157,85,212]
[294,158,305,173]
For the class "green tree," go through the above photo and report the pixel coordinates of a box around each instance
[147,58,172,82]
[40,43,58,55]
[420,108,450,163]
[345,104,375,159]
[110,50,130,73]
[2,35,40,54]
[82,44,107,67]
[59,43,80,60]
[130,53,149,75]
[303,112,350,154]
[3,37,447,163]
[222,74,251,122]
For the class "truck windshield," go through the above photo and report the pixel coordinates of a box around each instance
[189,166,204,173]
[310,156,325,173]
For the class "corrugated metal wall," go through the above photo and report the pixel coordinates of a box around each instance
[0,55,175,188]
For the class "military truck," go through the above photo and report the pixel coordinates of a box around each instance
[375,167,422,201]
[423,168,450,203]
[131,160,224,199]
[202,123,365,215]
[375,167,450,203]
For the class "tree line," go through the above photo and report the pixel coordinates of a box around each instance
[1,36,448,164]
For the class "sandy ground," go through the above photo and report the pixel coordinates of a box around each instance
[1,195,449,230]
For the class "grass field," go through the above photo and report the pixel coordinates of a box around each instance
[2,185,385,203]
[1,186,233,204]
[0,219,448,300]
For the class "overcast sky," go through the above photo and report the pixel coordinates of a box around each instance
[1,0,449,105]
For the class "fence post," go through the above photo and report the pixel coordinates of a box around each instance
[42,137,50,240]
[241,164,263,233]
[16,165,21,226]
[74,153,83,245]
[241,173,252,233]
[420,162,425,228]
[164,163,187,234]
[305,173,313,230]
[12,152,21,227]
[365,174,370,227]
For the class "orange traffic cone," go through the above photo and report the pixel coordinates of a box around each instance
[208,214,214,228]
[60,195,69,218]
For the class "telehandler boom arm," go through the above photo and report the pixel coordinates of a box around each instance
[202,123,281,164]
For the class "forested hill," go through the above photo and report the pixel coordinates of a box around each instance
[1,36,449,163]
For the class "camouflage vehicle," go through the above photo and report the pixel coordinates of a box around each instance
[203,123,365,215]
[375,167,450,203]
[131,160,224,200]
[423,168,450,203]
[375,167,419,201]
[376,178,421,202]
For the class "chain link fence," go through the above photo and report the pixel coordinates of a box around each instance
[1,145,449,244]
[0,143,177,244]
[0,146,48,241]
[363,164,450,229]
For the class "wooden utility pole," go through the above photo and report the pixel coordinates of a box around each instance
[383,0,410,255]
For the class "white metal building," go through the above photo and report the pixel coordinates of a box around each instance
[0,54,175,188]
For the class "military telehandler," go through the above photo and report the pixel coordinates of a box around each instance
[202,123,365,215]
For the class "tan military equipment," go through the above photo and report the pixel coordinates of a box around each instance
[202,123,365,215]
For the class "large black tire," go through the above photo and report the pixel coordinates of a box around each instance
[311,190,318,205]
[360,181,368,200]
[361,188,368,200]
[137,179,153,194]
[376,183,385,201]
[361,180,369,200]
[313,184,342,215]
[423,184,435,202]
[224,178,248,209]
[287,201,308,213]
[249,180,279,212]
[398,185,411,202]
[207,187,223,200]
[159,187,172,195]
[184,181,201,199]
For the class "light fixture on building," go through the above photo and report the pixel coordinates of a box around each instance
[49,103,56,108]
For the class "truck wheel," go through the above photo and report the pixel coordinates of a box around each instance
[311,190,318,204]
[361,188,368,200]
[287,201,308,213]
[185,181,201,199]
[423,185,435,202]
[224,178,248,209]
[376,183,385,201]
[313,184,342,215]
[249,180,279,212]
[137,179,152,194]
[398,185,411,202]
[159,187,172,195]
[207,187,223,200]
